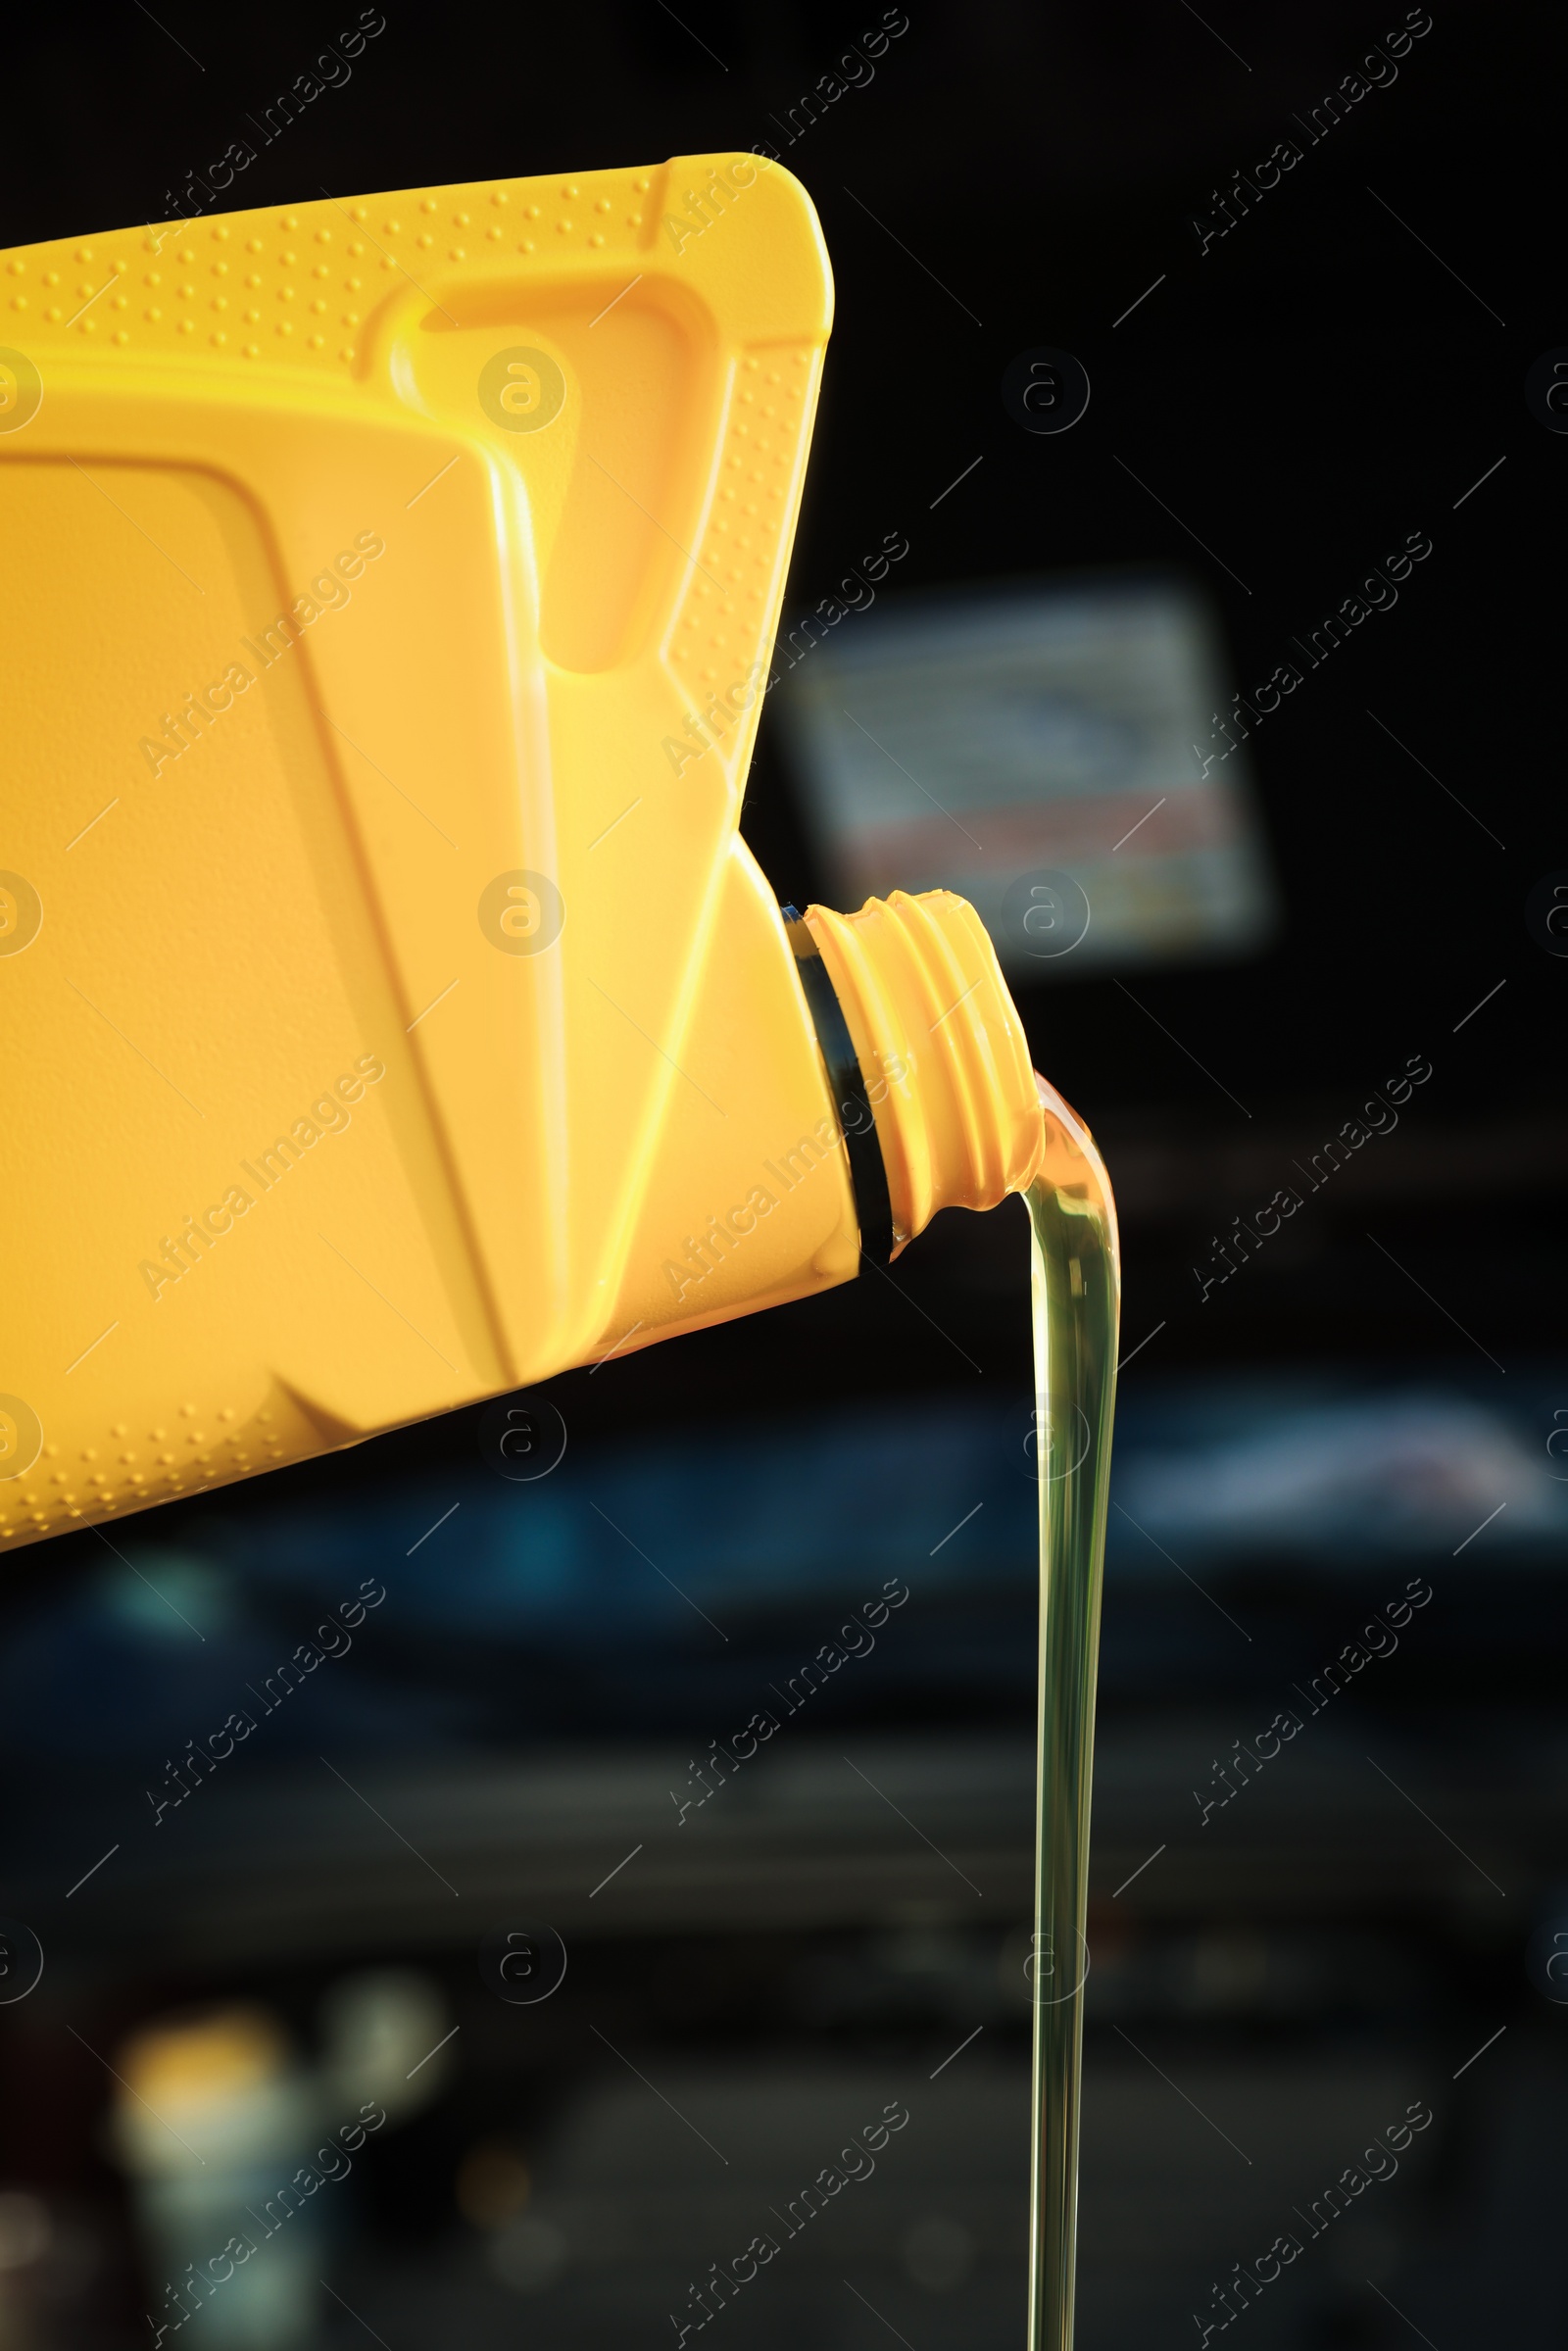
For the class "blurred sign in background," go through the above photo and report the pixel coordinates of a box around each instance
[775,575,1278,973]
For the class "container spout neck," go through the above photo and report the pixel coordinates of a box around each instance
[798,889,1045,1257]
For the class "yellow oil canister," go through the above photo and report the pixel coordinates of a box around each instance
[0,159,1043,1546]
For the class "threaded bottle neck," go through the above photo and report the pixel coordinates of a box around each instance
[803,889,1044,1252]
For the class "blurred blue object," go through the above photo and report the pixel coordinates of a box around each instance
[220,1374,1561,1623]
[0,1371,1561,1774]
[1114,1386,1563,1558]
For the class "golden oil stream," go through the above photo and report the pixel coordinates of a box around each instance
[1025,1074,1121,2350]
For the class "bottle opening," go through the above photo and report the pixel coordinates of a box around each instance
[796,889,1045,1256]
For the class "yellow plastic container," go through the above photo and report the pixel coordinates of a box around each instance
[0,160,1043,1547]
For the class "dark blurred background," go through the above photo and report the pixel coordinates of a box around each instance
[3,3,1564,2345]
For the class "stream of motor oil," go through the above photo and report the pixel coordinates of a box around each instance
[1025,1076,1121,2351]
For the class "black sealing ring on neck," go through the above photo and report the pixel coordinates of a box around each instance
[782,906,897,1267]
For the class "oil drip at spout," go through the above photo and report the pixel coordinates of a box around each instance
[1025,1074,1121,2351]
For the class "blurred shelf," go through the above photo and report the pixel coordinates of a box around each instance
[15,1721,1561,1978]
